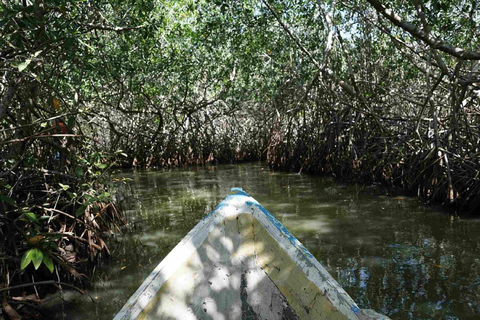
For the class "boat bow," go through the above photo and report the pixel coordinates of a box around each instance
[114,188,389,320]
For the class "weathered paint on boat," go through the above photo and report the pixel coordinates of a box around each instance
[114,188,390,320]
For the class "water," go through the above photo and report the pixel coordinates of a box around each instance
[42,164,480,319]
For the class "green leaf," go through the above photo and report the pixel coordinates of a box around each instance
[59,183,70,191]
[18,59,32,72]
[67,191,77,199]
[75,167,83,177]
[17,50,41,72]
[43,255,54,273]
[67,116,75,129]
[95,163,108,169]
[21,249,34,270]
[44,241,59,251]
[0,194,15,206]
[23,211,39,224]
[31,248,43,270]
[33,73,40,83]
[75,203,88,216]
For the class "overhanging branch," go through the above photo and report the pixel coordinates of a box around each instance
[366,0,480,60]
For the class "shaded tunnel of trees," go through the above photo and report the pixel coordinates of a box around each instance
[1,0,479,317]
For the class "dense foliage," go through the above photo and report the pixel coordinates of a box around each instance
[1,0,479,316]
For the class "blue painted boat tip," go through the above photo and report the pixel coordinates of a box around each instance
[229,187,250,197]
[351,305,360,315]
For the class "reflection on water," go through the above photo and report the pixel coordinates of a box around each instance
[43,164,480,319]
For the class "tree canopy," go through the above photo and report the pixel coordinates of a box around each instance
[2,0,480,203]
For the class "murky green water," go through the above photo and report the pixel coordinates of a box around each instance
[43,164,480,319]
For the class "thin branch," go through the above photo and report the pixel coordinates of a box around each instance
[415,72,446,137]
[45,232,103,251]
[366,0,480,60]
[0,280,94,302]
[81,23,146,33]
[261,0,358,98]
[0,134,82,145]
[261,0,320,68]
[0,112,78,133]
[0,79,20,121]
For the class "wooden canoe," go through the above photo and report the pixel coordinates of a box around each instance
[114,188,390,320]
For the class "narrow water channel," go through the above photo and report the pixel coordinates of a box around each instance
[43,164,480,319]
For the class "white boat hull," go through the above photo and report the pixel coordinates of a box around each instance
[114,188,389,320]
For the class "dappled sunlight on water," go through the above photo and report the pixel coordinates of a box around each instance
[280,218,333,234]
[42,164,480,319]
